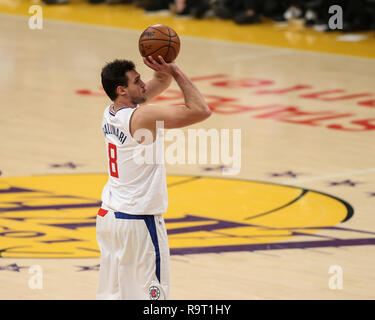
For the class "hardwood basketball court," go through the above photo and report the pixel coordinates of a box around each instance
[0,0,374,300]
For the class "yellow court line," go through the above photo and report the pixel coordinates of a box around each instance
[1,0,375,58]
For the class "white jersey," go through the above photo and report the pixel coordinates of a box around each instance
[100,104,168,214]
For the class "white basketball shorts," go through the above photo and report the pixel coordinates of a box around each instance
[96,208,170,300]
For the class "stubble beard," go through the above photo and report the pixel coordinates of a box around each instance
[131,95,146,105]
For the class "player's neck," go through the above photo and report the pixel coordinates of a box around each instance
[113,99,136,112]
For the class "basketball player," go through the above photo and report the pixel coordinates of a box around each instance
[96,55,211,300]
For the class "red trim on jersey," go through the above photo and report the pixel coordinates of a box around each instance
[98,208,108,217]
[109,104,130,116]
[109,104,116,116]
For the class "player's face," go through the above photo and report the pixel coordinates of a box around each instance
[126,70,146,105]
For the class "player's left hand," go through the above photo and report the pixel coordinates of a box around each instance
[143,55,176,74]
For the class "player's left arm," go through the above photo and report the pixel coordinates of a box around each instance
[144,61,173,103]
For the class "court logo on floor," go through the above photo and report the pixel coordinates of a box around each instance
[0,174,371,258]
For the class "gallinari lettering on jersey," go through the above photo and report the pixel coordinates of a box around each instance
[102,123,127,144]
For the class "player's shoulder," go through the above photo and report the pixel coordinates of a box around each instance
[133,103,167,114]
[130,103,157,120]
[103,104,112,117]
[103,104,130,120]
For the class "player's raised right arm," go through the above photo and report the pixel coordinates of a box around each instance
[168,61,212,124]
[132,56,211,131]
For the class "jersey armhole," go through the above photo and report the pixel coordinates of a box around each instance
[127,107,141,143]
[126,105,157,145]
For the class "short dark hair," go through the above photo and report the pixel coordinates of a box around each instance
[101,59,135,101]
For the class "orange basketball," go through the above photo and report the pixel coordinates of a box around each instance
[139,24,180,63]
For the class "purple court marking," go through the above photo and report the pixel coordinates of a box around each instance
[0,186,102,214]
[202,165,228,172]
[167,220,375,255]
[0,201,102,213]
[76,264,100,272]
[44,221,96,230]
[0,187,35,194]
[0,263,29,272]
[165,214,251,235]
[269,171,302,178]
[170,238,375,255]
[49,162,80,169]
[329,179,361,187]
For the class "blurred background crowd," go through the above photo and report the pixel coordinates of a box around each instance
[41,0,375,32]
